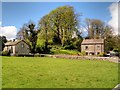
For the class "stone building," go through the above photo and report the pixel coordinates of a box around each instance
[81,39,104,55]
[4,40,30,56]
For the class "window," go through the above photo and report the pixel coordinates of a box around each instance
[85,46,88,50]
[86,52,88,55]
[97,52,100,55]
[92,52,94,55]
[97,46,100,50]
[21,44,24,48]
[90,52,94,55]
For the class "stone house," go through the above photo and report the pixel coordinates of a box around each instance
[4,40,30,55]
[81,39,104,55]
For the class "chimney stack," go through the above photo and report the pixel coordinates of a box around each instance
[13,39,15,42]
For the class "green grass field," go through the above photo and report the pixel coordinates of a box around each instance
[2,56,118,88]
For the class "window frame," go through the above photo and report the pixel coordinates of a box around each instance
[85,46,88,50]
[21,44,24,48]
[97,46,100,50]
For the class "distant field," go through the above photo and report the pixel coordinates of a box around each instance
[2,56,118,88]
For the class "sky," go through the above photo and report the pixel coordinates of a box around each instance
[0,2,118,40]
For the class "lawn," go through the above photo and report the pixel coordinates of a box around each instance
[51,49,80,55]
[2,56,118,88]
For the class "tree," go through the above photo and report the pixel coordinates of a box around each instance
[84,18,118,53]
[37,5,81,47]
[28,22,38,53]
[104,35,115,53]
[72,36,83,51]
[25,6,83,53]
[84,18,111,39]
[37,15,51,52]
[0,36,7,52]
[17,21,38,53]
[36,5,82,54]
[112,35,120,52]
[16,24,28,40]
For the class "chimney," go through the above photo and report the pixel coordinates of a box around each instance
[13,39,15,42]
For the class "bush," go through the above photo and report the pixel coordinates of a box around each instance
[81,51,86,56]
[2,51,10,56]
[73,39,82,51]
[64,44,75,50]
[98,52,106,57]
[36,45,51,54]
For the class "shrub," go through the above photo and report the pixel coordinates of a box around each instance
[64,44,75,50]
[36,45,51,54]
[98,52,106,57]
[81,51,86,56]
[73,39,82,51]
[2,51,10,56]
[0,51,2,56]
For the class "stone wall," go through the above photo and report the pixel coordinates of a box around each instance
[15,41,30,55]
[47,54,119,63]
[81,43,104,55]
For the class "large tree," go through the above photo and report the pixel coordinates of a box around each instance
[84,18,111,39]
[37,15,51,51]
[17,21,38,53]
[37,5,81,47]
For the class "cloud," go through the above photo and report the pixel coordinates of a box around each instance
[108,2,118,35]
[0,26,17,40]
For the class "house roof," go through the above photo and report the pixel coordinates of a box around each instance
[5,40,27,46]
[81,39,104,45]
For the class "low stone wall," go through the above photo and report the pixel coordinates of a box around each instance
[47,54,120,63]
[15,53,119,63]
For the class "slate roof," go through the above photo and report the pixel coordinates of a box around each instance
[81,39,104,45]
[5,40,26,46]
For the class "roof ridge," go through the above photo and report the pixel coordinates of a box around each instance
[5,40,25,46]
[82,39,104,44]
